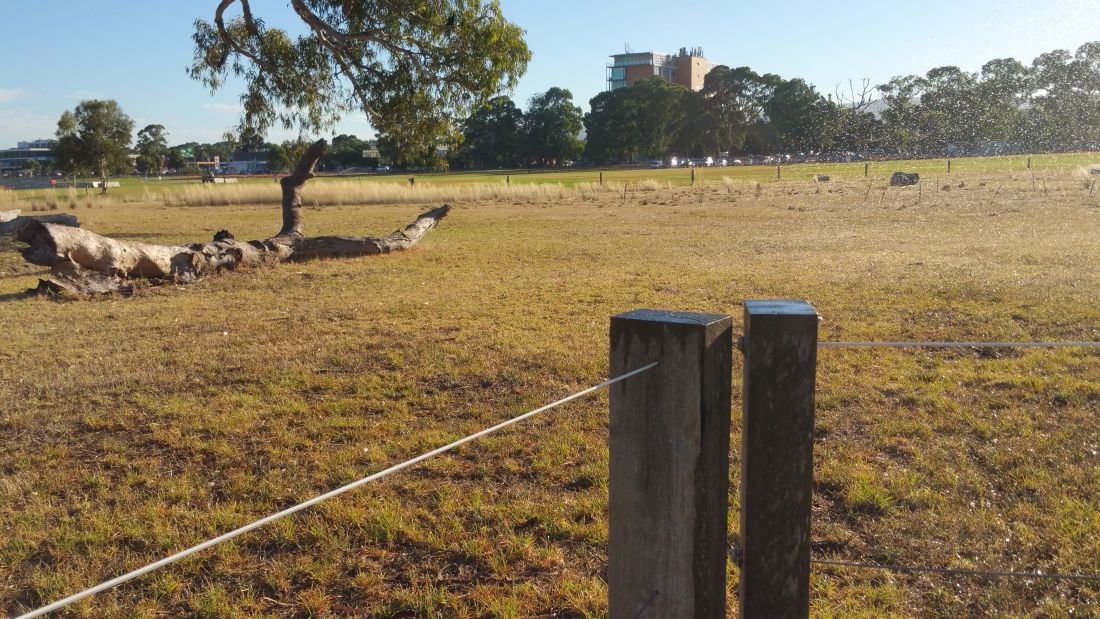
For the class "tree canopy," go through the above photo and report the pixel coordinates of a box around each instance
[54,100,135,188]
[460,96,525,168]
[189,0,530,154]
[135,124,170,175]
[522,88,583,166]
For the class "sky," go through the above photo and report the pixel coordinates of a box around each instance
[0,0,1097,149]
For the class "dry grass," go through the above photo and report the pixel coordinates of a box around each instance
[156,179,671,208]
[1073,165,1100,190]
[1,168,1098,617]
[1,187,77,212]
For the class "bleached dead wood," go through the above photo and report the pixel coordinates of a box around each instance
[0,210,80,236]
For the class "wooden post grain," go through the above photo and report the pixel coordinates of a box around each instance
[740,300,819,619]
[610,309,733,619]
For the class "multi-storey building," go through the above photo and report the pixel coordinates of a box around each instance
[0,139,55,174]
[607,46,715,91]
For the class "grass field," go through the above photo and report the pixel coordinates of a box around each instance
[1,156,1099,617]
[3,152,1098,209]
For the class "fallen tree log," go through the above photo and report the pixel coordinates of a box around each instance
[12,140,449,295]
[0,209,80,236]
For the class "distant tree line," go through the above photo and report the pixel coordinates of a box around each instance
[38,40,1100,182]
[581,40,1100,163]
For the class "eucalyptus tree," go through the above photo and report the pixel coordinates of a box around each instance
[53,100,134,192]
[460,96,525,168]
[975,58,1031,150]
[522,87,583,166]
[766,79,828,153]
[584,87,636,163]
[189,0,529,154]
[135,124,170,175]
[697,66,779,154]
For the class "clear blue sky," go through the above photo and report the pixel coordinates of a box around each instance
[0,0,1095,148]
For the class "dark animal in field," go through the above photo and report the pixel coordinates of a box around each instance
[890,172,920,186]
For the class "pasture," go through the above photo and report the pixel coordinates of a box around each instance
[1,158,1099,617]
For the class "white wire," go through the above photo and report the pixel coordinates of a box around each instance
[819,341,1100,348]
[15,362,658,619]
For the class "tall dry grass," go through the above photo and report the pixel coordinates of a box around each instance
[160,179,670,207]
[1072,165,1100,189]
[0,187,94,212]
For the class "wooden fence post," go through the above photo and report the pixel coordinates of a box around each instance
[609,309,733,618]
[740,300,819,619]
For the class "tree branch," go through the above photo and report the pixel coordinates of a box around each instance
[277,139,328,238]
[290,0,428,74]
[214,0,274,74]
[288,0,381,123]
[240,0,259,36]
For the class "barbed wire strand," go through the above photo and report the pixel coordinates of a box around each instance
[819,341,1100,348]
[812,557,1100,583]
[15,362,659,619]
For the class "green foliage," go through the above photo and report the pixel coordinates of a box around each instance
[164,148,188,172]
[878,41,1100,155]
[460,96,525,168]
[266,144,290,172]
[766,79,830,152]
[585,79,687,163]
[320,133,369,169]
[584,39,1100,164]
[53,100,135,188]
[135,124,169,175]
[189,0,530,155]
[698,66,775,153]
[523,87,583,166]
[583,88,635,163]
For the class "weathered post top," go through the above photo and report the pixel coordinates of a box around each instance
[743,299,818,317]
[613,308,731,326]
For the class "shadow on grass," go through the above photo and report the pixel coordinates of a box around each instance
[0,289,37,303]
[97,231,178,241]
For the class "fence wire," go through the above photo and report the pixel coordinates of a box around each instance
[811,557,1100,583]
[819,341,1100,349]
[15,362,658,619]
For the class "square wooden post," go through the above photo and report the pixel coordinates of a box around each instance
[609,309,733,618]
[739,300,819,619]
